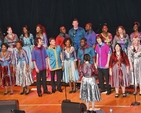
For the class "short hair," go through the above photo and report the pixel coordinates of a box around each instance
[86,23,92,28]
[49,37,55,42]
[1,43,9,49]
[22,25,30,37]
[60,26,65,30]
[16,40,24,47]
[84,54,90,62]
[96,34,104,42]
[102,23,108,29]
[34,37,41,46]
[73,18,79,22]
[80,38,87,42]
[64,38,72,46]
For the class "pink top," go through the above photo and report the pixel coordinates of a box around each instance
[95,43,110,68]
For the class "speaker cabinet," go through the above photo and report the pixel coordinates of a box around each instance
[0,100,19,113]
[61,100,87,113]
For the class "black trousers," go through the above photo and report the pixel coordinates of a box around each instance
[98,68,111,92]
[36,69,48,94]
[50,69,62,91]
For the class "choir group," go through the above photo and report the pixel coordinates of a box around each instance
[0,18,141,112]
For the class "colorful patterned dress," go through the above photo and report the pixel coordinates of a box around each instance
[13,49,33,87]
[128,45,141,85]
[101,32,113,47]
[109,51,130,87]
[62,46,79,83]
[112,35,130,54]
[0,51,15,87]
[4,33,18,53]
[130,32,141,43]
[20,33,34,69]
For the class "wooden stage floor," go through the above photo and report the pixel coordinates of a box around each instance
[0,85,141,113]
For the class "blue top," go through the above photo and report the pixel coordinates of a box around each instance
[68,27,85,50]
[85,30,96,47]
[32,46,48,71]
[20,33,34,46]
[12,49,29,66]
[77,45,95,64]
[46,45,62,71]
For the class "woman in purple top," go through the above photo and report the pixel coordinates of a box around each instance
[130,22,141,43]
[95,35,111,95]
[85,23,96,48]
[80,54,101,113]
[112,26,130,54]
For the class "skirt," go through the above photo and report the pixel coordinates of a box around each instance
[16,61,34,87]
[63,59,79,83]
[80,76,101,102]
[0,65,15,87]
[23,45,34,69]
[110,63,130,87]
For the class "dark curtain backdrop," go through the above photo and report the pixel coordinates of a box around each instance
[0,0,141,38]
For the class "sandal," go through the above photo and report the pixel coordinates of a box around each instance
[10,92,14,95]
[69,90,73,93]
[4,92,8,95]
[115,93,119,98]
[122,93,127,97]
[73,89,76,93]
[25,89,31,95]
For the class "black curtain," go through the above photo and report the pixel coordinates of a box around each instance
[0,0,141,38]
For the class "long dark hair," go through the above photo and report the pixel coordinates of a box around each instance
[114,43,124,57]
[22,25,30,37]
[0,28,4,43]
[1,43,9,49]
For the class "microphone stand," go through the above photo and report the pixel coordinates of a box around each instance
[62,72,71,102]
[62,50,70,103]
[131,47,140,106]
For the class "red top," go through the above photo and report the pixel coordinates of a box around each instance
[56,34,69,48]
[109,51,130,68]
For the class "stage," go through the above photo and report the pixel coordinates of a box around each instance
[0,85,141,113]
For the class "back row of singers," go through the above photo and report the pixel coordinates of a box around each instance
[0,19,141,53]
